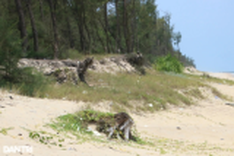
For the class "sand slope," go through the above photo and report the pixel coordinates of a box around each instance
[0,72,234,156]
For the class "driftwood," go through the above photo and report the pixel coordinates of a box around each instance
[225,103,234,107]
[76,57,94,85]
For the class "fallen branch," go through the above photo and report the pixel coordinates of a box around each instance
[225,103,234,107]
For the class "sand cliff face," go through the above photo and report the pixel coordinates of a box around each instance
[18,57,137,75]
[18,57,136,84]
[1,64,234,155]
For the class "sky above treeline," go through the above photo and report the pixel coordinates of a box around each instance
[156,0,234,72]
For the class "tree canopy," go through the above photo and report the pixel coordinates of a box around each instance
[0,0,195,67]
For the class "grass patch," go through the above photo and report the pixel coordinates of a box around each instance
[35,71,210,112]
[0,67,51,97]
[184,88,204,99]
[28,130,65,147]
[1,65,230,112]
[211,87,229,100]
[185,73,232,101]
[48,110,144,144]
[187,73,234,86]
[0,127,14,135]
[47,110,111,140]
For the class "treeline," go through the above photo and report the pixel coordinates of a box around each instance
[0,0,195,67]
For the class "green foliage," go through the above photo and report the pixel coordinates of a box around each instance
[16,68,50,96]
[0,127,14,135]
[0,17,21,82]
[0,68,50,97]
[0,1,195,67]
[60,49,84,59]
[49,110,114,134]
[29,131,41,139]
[49,113,85,133]
[154,54,184,73]
[29,131,63,147]
[49,110,143,143]
[76,110,114,123]
[0,17,50,96]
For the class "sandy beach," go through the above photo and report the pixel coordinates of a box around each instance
[0,71,234,156]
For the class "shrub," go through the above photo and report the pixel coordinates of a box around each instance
[0,18,22,82]
[154,54,183,73]
[0,67,50,97]
[17,68,50,96]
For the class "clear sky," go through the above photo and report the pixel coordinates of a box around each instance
[156,0,234,72]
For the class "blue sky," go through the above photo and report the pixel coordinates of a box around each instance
[156,0,234,72]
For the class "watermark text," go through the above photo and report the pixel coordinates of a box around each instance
[3,145,33,154]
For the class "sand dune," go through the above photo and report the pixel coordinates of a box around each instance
[0,71,234,156]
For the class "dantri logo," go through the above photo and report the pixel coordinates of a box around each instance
[3,145,33,154]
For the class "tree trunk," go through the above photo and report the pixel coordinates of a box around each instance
[130,0,136,52]
[67,19,75,49]
[15,0,28,53]
[76,1,86,53]
[104,2,110,53]
[115,0,121,53]
[83,5,91,54]
[94,20,105,52]
[123,0,130,53]
[78,22,85,52]
[39,0,44,22]
[47,0,59,59]
[26,0,39,53]
[63,0,74,49]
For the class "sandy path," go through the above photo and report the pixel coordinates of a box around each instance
[1,73,234,156]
